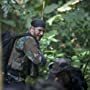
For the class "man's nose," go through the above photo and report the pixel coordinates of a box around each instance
[40,31,44,35]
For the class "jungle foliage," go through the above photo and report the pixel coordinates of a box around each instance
[0,0,90,89]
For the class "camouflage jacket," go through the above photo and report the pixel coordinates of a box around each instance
[8,34,46,71]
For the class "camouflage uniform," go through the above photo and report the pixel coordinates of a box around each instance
[7,34,46,83]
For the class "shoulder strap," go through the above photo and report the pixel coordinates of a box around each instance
[11,33,31,39]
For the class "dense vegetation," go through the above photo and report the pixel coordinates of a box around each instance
[0,0,90,89]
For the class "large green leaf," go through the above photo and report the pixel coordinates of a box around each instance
[47,14,63,25]
[57,0,81,12]
[0,19,16,27]
[25,15,32,29]
[44,4,58,14]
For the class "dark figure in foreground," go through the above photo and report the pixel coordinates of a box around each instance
[48,58,88,90]
[34,79,66,90]
[3,19,46,89]
[3,79,66,90]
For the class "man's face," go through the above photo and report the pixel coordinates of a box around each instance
[33,27,45,40]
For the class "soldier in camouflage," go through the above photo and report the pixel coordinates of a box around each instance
[6,19,46,84]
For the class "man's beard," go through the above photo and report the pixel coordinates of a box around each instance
[39,35,43,40]
[36,35,43,40]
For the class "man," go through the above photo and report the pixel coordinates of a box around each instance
[48,58,88,90]
[5,19,46,84]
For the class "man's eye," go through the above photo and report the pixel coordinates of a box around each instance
[38,29,42,31]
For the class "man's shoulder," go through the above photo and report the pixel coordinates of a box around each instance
[15,35,35,49]
[17,35,35,43]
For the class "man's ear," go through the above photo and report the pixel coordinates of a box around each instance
[31,26,35,30]
[29,26,35,33]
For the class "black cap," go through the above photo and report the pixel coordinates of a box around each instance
[31,19,45,28]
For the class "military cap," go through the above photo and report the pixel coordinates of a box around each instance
[31,19,45,28]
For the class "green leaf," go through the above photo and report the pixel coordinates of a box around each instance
[56,53,64,57]
[47,14,63,25]
[25,15,32,29]
[50,38,58,42]
[44,4,58,14]
[0,19,16,27]
[72,56,78,60]
[57,0,81,12]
